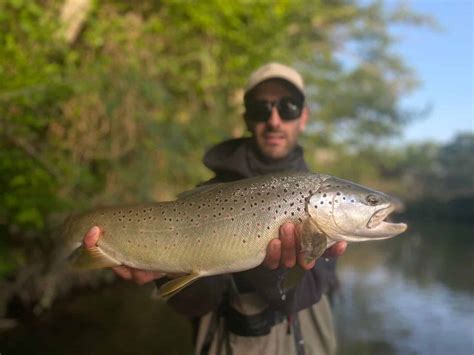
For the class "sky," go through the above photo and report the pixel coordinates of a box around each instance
[394,0,473,144]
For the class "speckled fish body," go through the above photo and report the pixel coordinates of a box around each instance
[65,172,406,298]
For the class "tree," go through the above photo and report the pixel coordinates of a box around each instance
[0,0,431,311]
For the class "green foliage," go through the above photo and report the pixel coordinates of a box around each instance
[437,133,474,192]
[0,0,438,293]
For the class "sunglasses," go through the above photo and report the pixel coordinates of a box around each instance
[245,97,303,122]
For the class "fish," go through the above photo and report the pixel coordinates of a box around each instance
[64,172,407,299]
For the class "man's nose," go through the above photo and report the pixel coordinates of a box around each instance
[267,107,283,127]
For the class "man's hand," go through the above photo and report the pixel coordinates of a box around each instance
[262,222,347,270]
[83,226,164,285]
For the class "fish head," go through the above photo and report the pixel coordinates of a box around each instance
[307,177,407,242]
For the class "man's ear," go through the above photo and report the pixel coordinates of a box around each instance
[299,106,309,131]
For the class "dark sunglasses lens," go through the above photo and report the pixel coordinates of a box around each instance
[278,98,302,120]
[246,101,272,122]
[245,98,302,122]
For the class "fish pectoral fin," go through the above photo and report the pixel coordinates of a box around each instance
[156,272,202,300]
[69,246,121,270]
[300,219,328,262]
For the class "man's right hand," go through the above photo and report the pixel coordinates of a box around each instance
[262,222,347,271]
[83,226,165,285]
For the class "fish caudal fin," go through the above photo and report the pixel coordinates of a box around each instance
[69,246,121,270]
[156,272,202,300]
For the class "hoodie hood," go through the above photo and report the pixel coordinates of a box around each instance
[203,137,309,181]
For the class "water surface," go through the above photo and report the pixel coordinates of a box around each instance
[1,220,472,355]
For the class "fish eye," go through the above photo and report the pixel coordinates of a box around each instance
[366,194,379,206]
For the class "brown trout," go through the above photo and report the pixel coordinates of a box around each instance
[65,172,407,298]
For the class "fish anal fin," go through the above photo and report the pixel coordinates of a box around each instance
[69,246,121,270]
[156,272,202,300]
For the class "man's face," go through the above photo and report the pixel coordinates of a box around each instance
[245,80,308,160]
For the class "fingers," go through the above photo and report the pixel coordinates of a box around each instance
[294,223,317,270]
[112,266,164,285]
[112,266,132,280]
[262,239,281,270]
[84,226,164,285]
[322,241,347,258]
[280,223,297,268]
[262,223,298,270]
[83,226,101,248]
[130,269,164,285]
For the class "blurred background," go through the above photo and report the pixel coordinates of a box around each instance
[0,0,472,354]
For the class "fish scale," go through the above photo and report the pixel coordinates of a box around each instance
[64,171,406,299]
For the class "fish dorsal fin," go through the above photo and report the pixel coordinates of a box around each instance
[177,184,225,199]
[156,272,202,300]
[69,246,122,270]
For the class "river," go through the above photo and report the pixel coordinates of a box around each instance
[1,219,472,354]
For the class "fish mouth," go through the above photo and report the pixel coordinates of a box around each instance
[367,206,407,233]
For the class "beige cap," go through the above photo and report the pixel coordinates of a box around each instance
[244,62,305,99]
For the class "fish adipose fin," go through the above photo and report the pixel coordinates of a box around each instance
[69,246,122,270]
[156,272,202,300]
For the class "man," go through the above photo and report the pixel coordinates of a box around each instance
[83,63,346,354]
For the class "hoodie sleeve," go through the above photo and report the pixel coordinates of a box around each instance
[157,275,230,317]
[233,257,337,314]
